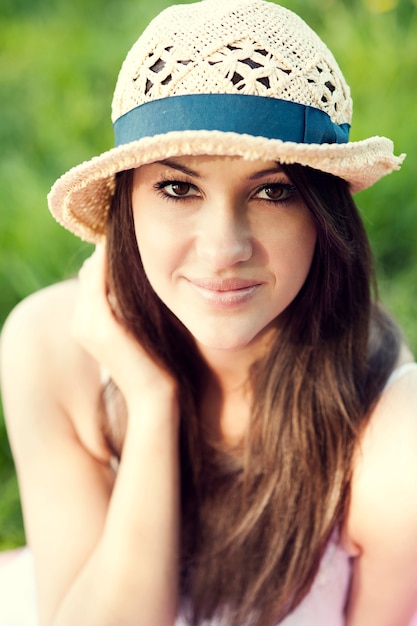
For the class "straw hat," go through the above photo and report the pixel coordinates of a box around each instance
[48,0,405,243]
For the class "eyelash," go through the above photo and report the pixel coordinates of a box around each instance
[154,180,199,202]
[255,183,297,204]
[153,179,297,205]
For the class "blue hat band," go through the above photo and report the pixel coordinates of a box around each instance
[114,94,350,147]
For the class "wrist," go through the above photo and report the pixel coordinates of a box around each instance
[125,382,180,427]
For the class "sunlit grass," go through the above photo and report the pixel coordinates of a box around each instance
[364,0,399,12]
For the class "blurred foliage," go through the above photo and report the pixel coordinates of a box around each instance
[0,0,416,549]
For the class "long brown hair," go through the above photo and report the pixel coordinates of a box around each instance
[106,163,400,625]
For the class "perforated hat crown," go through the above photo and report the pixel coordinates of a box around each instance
[48,0,405,243]
[112,0,352,128]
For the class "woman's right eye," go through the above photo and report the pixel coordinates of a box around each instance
[156,181,199,198]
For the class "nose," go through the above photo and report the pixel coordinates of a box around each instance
[195,200,253,269]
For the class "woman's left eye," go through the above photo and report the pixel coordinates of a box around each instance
[255,184,296,202]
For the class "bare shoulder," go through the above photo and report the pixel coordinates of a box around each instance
[2,278,80,348]
[1,280,117,621]
[344,361,417,624]
[1,278,80,362]
[348,361,417,545]
[1,279,109,463]
[1,280,81,403]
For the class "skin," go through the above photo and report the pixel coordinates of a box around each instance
[1,156,417,626]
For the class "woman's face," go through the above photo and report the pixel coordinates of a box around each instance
[132,155,317,354]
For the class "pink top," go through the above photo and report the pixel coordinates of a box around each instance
[176,537,350,625]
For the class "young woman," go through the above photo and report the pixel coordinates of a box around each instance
[1,0,417,625]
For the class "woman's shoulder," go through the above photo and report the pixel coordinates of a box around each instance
[1,279,109,463]
[345,350,417,553]
[1,279,90,391]
[2,278,79,341]
[343,354,417,623]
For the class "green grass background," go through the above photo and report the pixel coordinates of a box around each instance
[0,0,416,549]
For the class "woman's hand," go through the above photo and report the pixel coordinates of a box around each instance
[64,245,180,625]
[72,244,176,406]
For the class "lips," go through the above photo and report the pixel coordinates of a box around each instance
[186,277,263,307]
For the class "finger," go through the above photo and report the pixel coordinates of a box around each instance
[92,244,107,295]
[94,244,121,317]
[78,246,107,291]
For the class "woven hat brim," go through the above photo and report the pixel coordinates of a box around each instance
[47,130,405,243]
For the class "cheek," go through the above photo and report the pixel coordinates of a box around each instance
[133,216,186,288]
[267,217,317,285]
[296,224,317,274]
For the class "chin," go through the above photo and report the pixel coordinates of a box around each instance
[191,326,269,353]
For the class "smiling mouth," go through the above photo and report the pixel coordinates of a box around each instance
[186,278,263,307]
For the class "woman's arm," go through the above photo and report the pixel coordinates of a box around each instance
[1,248,180,626]
[345,366,417,625]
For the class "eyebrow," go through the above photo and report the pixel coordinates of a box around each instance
[155,159,284,181]
[247,165,284,180]
[156,159,202,178]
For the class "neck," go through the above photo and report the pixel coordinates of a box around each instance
[196,327,277,446]
[196,324,277,393]
[200,369,250,449]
